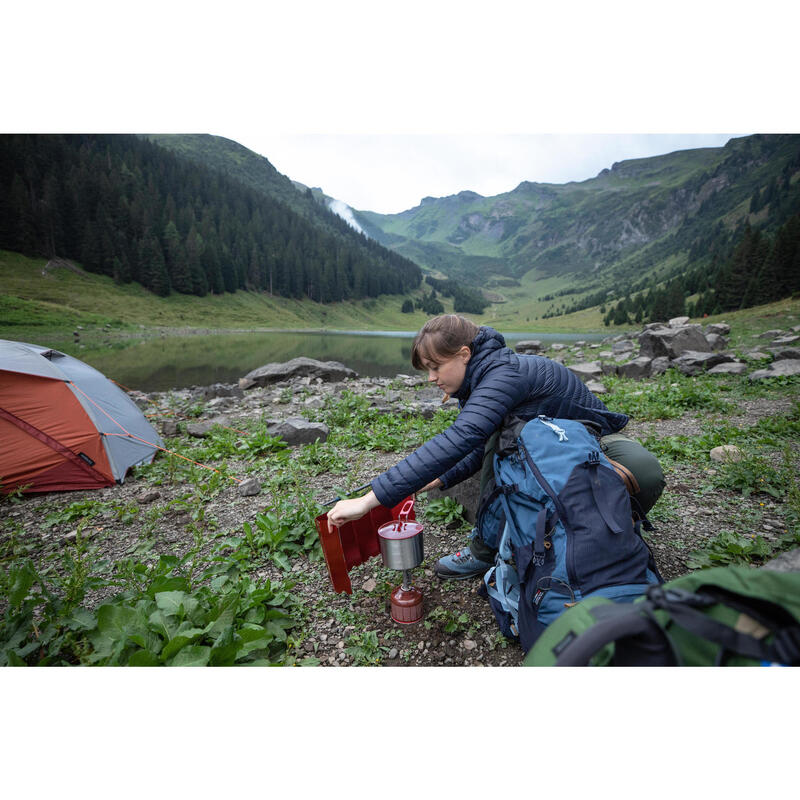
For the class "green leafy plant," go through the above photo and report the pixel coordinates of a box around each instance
[687,530,775,569]
[344,630,384,665]
[423,496,468,526]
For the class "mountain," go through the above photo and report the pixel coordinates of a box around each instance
[353,134,800,305]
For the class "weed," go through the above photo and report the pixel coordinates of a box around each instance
[344,630,384,665]
[424,605,472,635]
[422,496,468,526]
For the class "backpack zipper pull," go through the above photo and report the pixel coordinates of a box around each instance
[537,416,568,441]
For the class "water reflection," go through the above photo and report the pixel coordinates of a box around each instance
[50,329,606,392]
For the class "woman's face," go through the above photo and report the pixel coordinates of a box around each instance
[421,346,471,396]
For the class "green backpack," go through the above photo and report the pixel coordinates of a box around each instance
[524,566,800,666]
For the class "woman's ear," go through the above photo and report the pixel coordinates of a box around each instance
[459,345,471,364]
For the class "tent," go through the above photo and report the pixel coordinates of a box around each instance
[0,339,164,494]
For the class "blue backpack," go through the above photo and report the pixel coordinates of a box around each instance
[476,416,662,653]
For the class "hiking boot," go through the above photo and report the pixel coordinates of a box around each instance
[434,546,492,580]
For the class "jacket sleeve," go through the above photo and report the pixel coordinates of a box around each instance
[439,444,483,488]
[371,360,528,508]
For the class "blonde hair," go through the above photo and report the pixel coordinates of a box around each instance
[411,314,480,370]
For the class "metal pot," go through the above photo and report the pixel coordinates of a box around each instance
[378,499,424,571]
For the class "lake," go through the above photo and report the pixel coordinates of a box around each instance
[49,329,607,392]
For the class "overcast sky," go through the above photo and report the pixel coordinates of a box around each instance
[232,133,741,214]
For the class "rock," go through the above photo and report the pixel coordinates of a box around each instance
[550,343,566,351]
[239,377,257,390]
[641,322,669,333]
[303,396,325,409]
[771,335,800,346]
[612,339,635,354]
[426,471,481,523]
[705,322,731,336]
[137,490,161,504]
[574,341,586,347]
[639,325,711,359]
[668,316,690,327]
[463,640,477,651]
[745,350,771,360]
[650,356,671,376]
[161,420,179,437]
[705,333,728,351]
[762,548,800,573]
[515,340,542,353]
[749,359,800,380]
[757,329,784,339]
[600,362,618,377]
[707,362,748,375]
[709,445,743,463]
[237,478,261,497]
[268,417,330,446]
[598,351,614,359]
[186,421,215,438]
[771,348,800,361]
[387,648,399,659]
[567,361,603,382]
[362,578,377,593]
[669,350,733,376]
[617,356,652,379]
[586,380,607,395]
[193,383,243,400]
[243,357,357,387]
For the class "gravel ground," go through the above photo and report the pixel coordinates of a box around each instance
[3,372,797,667]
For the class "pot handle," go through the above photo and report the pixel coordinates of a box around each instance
[398,498,415,521]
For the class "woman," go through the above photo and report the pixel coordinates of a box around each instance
[327,314,664,578]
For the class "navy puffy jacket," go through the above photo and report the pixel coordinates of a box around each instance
[371,326,629,509]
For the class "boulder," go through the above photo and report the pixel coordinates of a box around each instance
[705,322,731,336]
[425,472,482,523]
[707,362,748,375]
[757,329,784,339]
[194,383,244,400]
[550,343,566,351]
[567,361,603,382]
[601,362,618,377]
[669,351,733,376]
[617,356,653,379]
[612,339,635,354]
[704,333,728,351]
[710,445,743,463]
[762,547,800,573]
[243,357,357,387]
[668,316,690,327]
[771,335,800,346]
[749,359,800,380]
[586,379,607,395]
[237,478,261,497]
[186,421,215,438]
[641,322,669,333]
[639,325,711,359]
[650,356,671,376]
[771,348,800,361]
[267,417,330,445]
[598,351,614,359]
[515,340,542,353]
[745,350,771,360]
[161,420,179,437]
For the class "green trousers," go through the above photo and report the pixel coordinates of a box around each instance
[470,429,665,563]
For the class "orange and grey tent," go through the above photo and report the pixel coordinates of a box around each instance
[0,339,163,494]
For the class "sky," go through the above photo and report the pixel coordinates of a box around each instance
[232,133,742,214]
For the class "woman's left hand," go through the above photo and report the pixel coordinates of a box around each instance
[327,490,380,528]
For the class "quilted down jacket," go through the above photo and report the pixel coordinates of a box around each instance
[371,326,629,509]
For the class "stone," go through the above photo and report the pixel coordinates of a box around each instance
[585,380,607,395]
[757,329,784,339]
[669,350,733,375]
[641,322,669,333]
[704,333,728,351]
[574,341,586,347]
[362,578,377,593]
[243,357,357,387]
[771,348,800,361]
[238,377,257,390]
[237,478,261,497]
[463,640,477,651]
[303,396,325,409]
[186,421,215,438]
[598,351,614,359]
[550,343,566,351]
[668,316,690,327]
[749,359,800,380]
[705,322,731,336]
[567,361,603,382]
[707,362,748,375]
[762,547,800,573]
[650,356,671,376]
[387,648,399,659]
[515,340,542,353]
[639,325,711,359]
[137,490,161,504]
[426,471,481,523]
[267,417,330,446]
[771,335,800,346]
[612,339,635,354]
[600,362,618,377]
[709,445,743,463]
[745,350,771,360]
[193,383,244,400]
[161,420,179,437]
[617,356,652,379]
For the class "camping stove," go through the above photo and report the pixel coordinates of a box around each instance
[377,499,425,624]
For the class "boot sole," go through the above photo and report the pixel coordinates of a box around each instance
[434,568,486,580]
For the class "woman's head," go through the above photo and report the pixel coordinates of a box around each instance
[411,315,480,395]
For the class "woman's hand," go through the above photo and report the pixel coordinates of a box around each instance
[327,490,380,528]
[418,478,443,494]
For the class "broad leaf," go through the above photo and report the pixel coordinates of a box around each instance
[169,645,211,666]
[154,591,188,618]
[128,649,162,666]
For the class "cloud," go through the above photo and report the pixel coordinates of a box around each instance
[327,198,366,235]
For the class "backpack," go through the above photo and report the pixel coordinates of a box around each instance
[476,415,662,653]
[523,565,800,666]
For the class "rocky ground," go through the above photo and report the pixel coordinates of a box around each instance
[3,319,799,667]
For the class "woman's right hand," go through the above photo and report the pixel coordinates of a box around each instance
[418,478,443,494]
